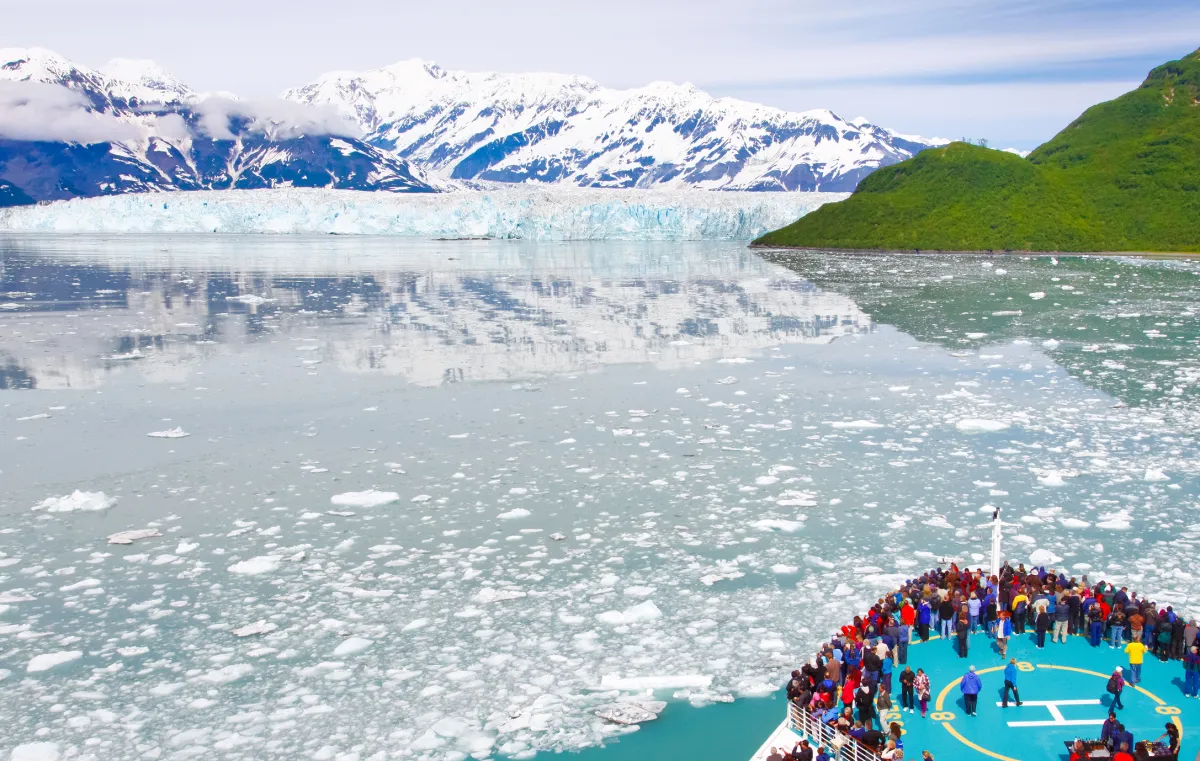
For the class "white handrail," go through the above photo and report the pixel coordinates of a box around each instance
[785,701,883,761]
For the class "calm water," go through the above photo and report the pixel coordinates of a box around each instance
[1,236,1198,761]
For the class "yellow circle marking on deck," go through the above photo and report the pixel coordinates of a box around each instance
[941,723,1021,761]
[931,662,1185,760]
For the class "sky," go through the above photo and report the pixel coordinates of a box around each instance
[2,0,1198,149]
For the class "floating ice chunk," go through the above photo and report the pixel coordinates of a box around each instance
[232,621,278,637]
[146,427,190,438]
[508,487,529,495]
[448,433,469,439]
[955,419,1010,433]
[717,358,753,364]
[332,637,373,656]
[752,519,805,533]
[600,673,712,690]
[623,586,656,598]
[832,583,854,596]
[16,413,50,421]
[474,588,527,604]
[1029,292,1046,300]
[33,490,116,513]
[1037,472,1067,487]
[11,743,60,761]
[228,556,281,575]
[596,601,663,626]
[1096,512,1132,530]
[1060,518,1091,529]
[826,420,884,429]
[330,490,400,507]
[27,650,82,673]
[1043,339,1061,349]
[922,516,954,530]
[107,528,161,545]
[716,376,739,385]
[675,388,691,394]
[226,294,270,305]
[401,618,429,632]
[550,533,566,541]
[595,704,660,725]
[116,646,149,657]
[1144,468,1170,482]
[755,475,779,486]
[1029,549,1062,565]
[771,564,799,574]
[192,663,253,684]
[497,508,531,520]
[965,332,987,339]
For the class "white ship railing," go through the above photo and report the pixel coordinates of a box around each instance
[785,701,882,761]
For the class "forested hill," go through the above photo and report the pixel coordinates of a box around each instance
[754,47,1200,253]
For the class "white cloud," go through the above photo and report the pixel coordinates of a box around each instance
[193,96,361,140]
[0,81,144,143]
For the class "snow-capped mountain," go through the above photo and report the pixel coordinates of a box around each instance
[0,48,434,205]
[285,60,942,191]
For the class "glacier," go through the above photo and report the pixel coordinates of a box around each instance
[0,187,846,240]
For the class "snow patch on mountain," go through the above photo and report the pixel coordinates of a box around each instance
[285,59,943,191]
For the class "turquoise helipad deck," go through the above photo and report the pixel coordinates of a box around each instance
[761,630,1193,761]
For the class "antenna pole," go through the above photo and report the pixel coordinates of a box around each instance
[990,507,1002,579]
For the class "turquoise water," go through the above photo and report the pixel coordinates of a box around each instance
[1,238,1198,761]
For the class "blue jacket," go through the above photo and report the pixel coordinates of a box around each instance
[998,618,1013,638]
[918,602,932,624]
[1004,663,1018,684]
[961,672,982,695]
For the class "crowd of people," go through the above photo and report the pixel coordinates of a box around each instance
[765,561,1197,761]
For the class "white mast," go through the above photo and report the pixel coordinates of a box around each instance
[978,506,1020,579]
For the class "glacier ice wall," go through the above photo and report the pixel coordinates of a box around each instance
[0,187,847,240]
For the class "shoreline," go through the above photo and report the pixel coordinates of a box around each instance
[749,244,1200,259]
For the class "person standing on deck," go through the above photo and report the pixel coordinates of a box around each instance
[938,596,955,639]
[1012,590,1028,634]
[1186,619,1198,653]
[997,610,1013,658]
[1090,602,1106,647]
[961,666,982,716]
[1129,609,1145,648]
[1101,711,1119,748]
[917,599,931,642]
[1110,608,1126,649]
[1001,658,1022,707]
[968,592,981,633]
[1053,595,1071,643]
[899,666,916,714]
[1035,603,1051,649]
[914,669,932,719]
[956,614,970,658]
[1183,646,1200,698]
[1107,667,1126,710]
[1125,639,1147,685]
[897,621,910,665]
[855,684,876,729]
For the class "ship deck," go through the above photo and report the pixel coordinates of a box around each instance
[751,629,1193,761]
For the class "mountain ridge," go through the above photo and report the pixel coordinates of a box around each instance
[0,47,435,204]
[285,58,943,191]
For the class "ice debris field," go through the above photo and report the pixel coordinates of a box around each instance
[1,243,1199,761]
[0,187,847,240]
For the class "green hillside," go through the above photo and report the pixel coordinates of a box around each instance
[754,47,1200,253]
